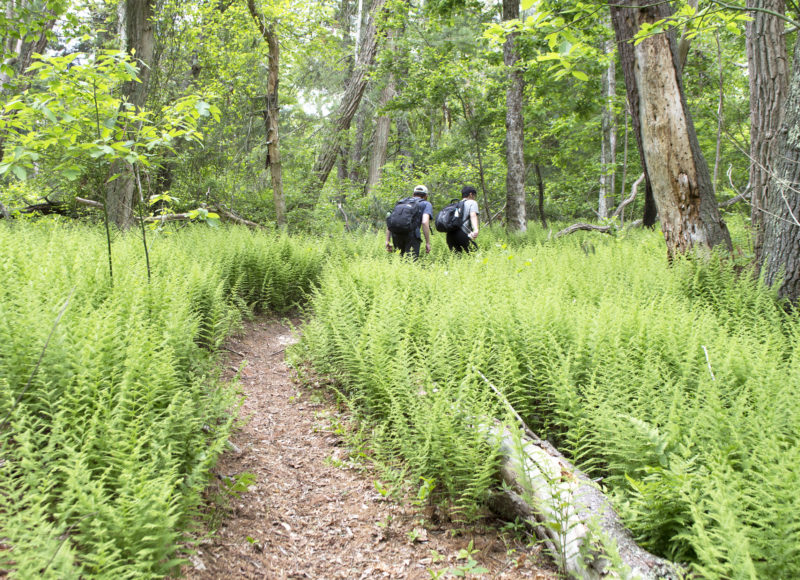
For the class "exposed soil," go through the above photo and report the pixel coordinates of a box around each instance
[182,317,558,579]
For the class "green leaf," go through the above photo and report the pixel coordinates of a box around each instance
[42,106,57,123]
[521,0,535,9]
[62,167,82,180]
[571,70,589,81]
[11,164,27,181]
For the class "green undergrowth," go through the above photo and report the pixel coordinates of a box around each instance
[0,222,325,578]
[291,224,800,578]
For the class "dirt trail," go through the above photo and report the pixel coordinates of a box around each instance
[183,317,556,579]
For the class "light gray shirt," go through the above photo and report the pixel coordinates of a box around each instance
[462,199,479,233]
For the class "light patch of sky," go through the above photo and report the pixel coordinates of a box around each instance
[296,88,333,117]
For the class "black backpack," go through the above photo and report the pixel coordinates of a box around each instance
[435,199,465,233]
[386,197,423,234]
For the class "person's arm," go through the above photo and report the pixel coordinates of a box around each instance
[385,228,393,251]
[468,211,479,239]
[421,214,432,253]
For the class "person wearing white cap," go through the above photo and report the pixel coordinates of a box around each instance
[385,184,433,259]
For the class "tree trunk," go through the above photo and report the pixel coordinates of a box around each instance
[247,0,286,227]
[609,0,732,259]
[504,0,526,233]
[367,11,405,194]
[307,0,386,202]
[366,78,395,194]
[349,104,369,182]
[105,0,155,230]
[534,163,547,229]
[760,38,800,304]
[599,29,617,219]
[747,0,788,263]
[713,31,723,194]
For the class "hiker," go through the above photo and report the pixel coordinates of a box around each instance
[385,184,433,259]
[446,185,479,253]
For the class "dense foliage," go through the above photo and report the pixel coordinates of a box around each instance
[0,0,752,230]
[293,221,800,578]
[0,222,324,578]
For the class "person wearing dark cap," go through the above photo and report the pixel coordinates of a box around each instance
[385,184,433,259]
[446,185,480,253]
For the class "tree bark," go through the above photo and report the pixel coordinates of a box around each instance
[247,0,286,227]
[307,0,386,202]
[599,27,617,219]
[747,0,788,263]
[367,10,405,194]
[105,0,156,230]
[366,78,395,194]
[713,31,724,194]
[609,0,732,259]
[534,163,547,229]
[504,0,527,233]
[760,37,800,304]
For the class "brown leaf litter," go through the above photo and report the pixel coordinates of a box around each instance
[182,316,558,579]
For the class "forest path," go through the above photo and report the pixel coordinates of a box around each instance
[182,316,556,579]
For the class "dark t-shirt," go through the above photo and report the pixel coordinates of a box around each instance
[413,200,434,240]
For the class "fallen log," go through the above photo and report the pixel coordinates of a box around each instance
[556,222,612,238]
[475,369,681,579]
[2,198,75,217]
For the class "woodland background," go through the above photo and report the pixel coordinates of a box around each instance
[0,0,761,247]
[4,1,800,579]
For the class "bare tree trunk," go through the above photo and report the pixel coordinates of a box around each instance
[747,0,788,263]
[367,12,405,194]
[504,0,526,232]
[609,0,732,258]
[247,0,286,227]
[349,107,368,182]
[534,163,547,229]
[396,113,413,171]
[105,0,156,230]
[619,101,630,213]
[366,78,394,194]
[599,29,617,219]
[760,37,800,304]
[307,0,386,202]
[713,31,724,194]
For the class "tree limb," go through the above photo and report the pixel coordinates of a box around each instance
[611,172,645,221]
[212,204,265,229]
[77,197,265,229]
[75,197,104,209]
